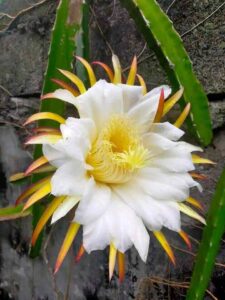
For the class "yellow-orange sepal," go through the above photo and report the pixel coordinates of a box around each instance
[54,222,80,274]
[25,133,62,145]
[76,56,97,86]
[25,156,48,176]
[58,69,86,94]
[109,243,117,281]
[126,56,137,85]
[15,176,52,205]
[154,89,165,123]
[92,61,114,82]
[153,231,175,265]
[112,55,122,84]
[179,230,192,250]
[23,181,51,211]
[24,112,65,126]
[118,251,125,283]
[163,88,184,116]
[186,197,203,211]
[31,196,65,246]
[174,103,191,128]
[192,154,215,165]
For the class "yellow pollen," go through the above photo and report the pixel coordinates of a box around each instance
[86,115,149,184]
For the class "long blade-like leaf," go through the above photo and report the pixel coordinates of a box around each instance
[186,168,225,299]
[30,0,84,258]
[120,0,213,146]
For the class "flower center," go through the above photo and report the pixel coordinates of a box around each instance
[86,115,149,184]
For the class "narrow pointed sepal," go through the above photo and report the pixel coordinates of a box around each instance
[31,196,65,246]
[25,156,48,176]
[51,78,79,96]
[163,88,184,116]
[174,103,191,128]
[25,133,62,145]
[23,181,51,211]
[192,154,215,165]
[112,55,122,84]
[154,89,165,123]
[179,230,192,250]
[109,243,117,281]
[126,56,137,85]
[24,112,65,126]
[136,74,147,95]
[76,56,97,86]
[189,172,208,180]
[153,231,175,265]
[15,176,52,205]
[54,222,80,274]
[75,244,85,263]
[92,61,114,82]
[186,197,204,211]
[178,203,206,225]
[58,69,86,94]
[118,251,125,283]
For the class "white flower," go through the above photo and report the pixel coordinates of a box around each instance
[19,56,211,280]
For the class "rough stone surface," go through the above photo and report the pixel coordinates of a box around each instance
[0,0,225,299]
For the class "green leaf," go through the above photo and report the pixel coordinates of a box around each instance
[30,0,84,257]
[0,204,31,220]
[186,167,225,300]
[120,0,213,146]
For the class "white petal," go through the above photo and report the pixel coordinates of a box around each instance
[49,89,77,105]
[150,144,196,172]
[74,177,111,225]
[143,85,171,101]
[51,196,80,224]
[127,96,159,133]
[143,132,176,156]
[118,84,143,112]
[135,167,198,202]
[43,118,96,166]
[43,144,68,168]
[76,80,123,131]
[83,196,149,262]
[151,122,184,141]
[51,161,88,196]
[83,214,111,252]
[113,183,181,232]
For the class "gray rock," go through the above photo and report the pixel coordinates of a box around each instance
[209,100,225,129]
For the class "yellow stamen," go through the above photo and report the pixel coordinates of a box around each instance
[126,56,137,85]
[178,203,206,225]
[54,222,80,274]
[32,196,65,245]
[136,74,147,95]
[87,115,149,184]
[192,154,215,165]
[24,112,65,126]
[163,88,184,116]
[58,69,86,94]
[76,56,97,86]
[109,243,117,281]
[174,103,191,128]
[112,55,122,84]
[153,231,175,265]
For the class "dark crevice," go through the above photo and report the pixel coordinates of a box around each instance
[12,92,41,98]
[208,93,225,101]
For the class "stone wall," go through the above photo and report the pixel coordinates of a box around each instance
[0,0,225,299]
